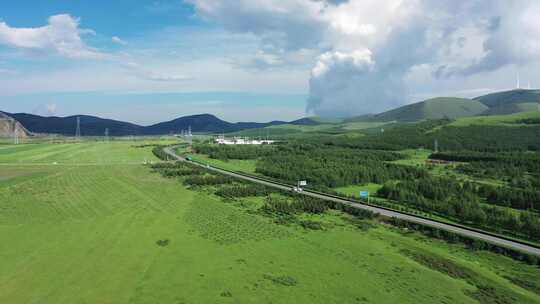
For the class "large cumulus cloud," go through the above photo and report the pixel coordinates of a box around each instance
[306,49,406,116]
[189,0,540,117]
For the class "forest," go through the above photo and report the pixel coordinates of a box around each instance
[316,119,540,152]
[376,178,540,240]
[189,118,540,242]
[255,144,426,189]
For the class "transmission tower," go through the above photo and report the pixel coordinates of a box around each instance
[75,116,81,141]
[434,139,439,153]
[104,128,109,143]
[187,125,193,146]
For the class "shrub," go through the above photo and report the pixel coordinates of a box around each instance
[300,220,324,230]
[156,239,170,247]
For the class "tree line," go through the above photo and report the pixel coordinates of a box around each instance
[215,184,273,198]
[255,143,426,189]
[389,218,539,266]
[377,177,540,240]
[430,151,540,211]
[313,119,540,152]
[150,160,233,186]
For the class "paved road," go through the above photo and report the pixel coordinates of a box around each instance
[163,147,540,257]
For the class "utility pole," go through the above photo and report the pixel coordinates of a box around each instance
[434,139,439,153]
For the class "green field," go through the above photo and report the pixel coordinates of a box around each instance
[1,141,539,303]
[448,111,540,127]
[335,183,382,198]
[340,121,387,130]
[231,120,391,137]
[189,153,258,174]
[0,139,176,164]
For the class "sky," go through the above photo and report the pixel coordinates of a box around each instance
[1,1,540,124]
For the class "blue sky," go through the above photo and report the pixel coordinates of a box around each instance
[1,1,539,123]
[0,1,201,36]
[0,1,308,123]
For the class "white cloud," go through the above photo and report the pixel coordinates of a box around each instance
[457,1,540,75]
[121,61,193,82]
[46,103,57,115]
[187,0,327,50]
[188,0,540,117]
[112,36,128,45]
[0,14,103,59]
[232,50,284,70]
[307,49,404,116]
[231,48,318,70]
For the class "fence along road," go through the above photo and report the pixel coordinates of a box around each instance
[162,146,540,257]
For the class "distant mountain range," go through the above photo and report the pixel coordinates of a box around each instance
[0,111,318,136]
[2,89,538,136]
[347,89,540,123]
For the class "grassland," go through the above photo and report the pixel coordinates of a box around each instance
[0,139,176,165]
[448,111,540,127]
[340,121,387,130]
[188,153,258,174]
[0,141,539,303]
[334,183,382,198]
[231,121,389,138]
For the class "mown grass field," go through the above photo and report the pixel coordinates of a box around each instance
[1,141,539,303]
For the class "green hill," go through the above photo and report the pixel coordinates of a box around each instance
[365,97,488,122]
[308,116,344,124]
[449,111,540,127]
[474,89,540,108]
[483,102,540,115]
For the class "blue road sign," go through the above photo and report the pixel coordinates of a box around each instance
[359,191,369,198]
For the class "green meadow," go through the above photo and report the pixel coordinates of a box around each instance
[0,141,539,304]
[448,111,540,127]
[335,183,382,198]
[189,153,258,174]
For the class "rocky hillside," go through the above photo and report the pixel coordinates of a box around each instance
[0,112,29,138]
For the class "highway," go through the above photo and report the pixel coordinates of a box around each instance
[163,146,540,257]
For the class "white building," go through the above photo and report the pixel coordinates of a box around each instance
[215,136,275,145]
